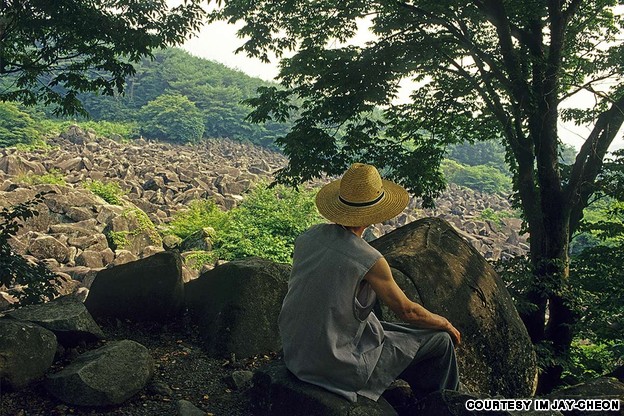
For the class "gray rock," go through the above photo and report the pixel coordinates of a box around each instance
[75,249,105,268]
[185,257,290,358]
[0,320,57,389]
[6,296,104,346]
[177,399,206,416]
[228,370,254,390]
[85,251,184,321]
[251,361,397,416]
[46,339,154,406]
[371,218,537,398]
[28,235,69,262]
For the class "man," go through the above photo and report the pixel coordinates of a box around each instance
[278,163,461,403]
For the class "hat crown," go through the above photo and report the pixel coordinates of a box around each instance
[339,163,384,204]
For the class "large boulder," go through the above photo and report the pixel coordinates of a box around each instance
[185,257,290,358]
[6,296,104,346]
[251,360,397,416]
[85,251,184,321]
[45,339,154,406]
[370,218,537,398]
[0,319,57,389]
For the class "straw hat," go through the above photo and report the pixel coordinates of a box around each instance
[315,163,409,227]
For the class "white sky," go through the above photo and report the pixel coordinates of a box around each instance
[179,10,624,152]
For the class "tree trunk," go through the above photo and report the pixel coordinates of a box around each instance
[521,215,576,394]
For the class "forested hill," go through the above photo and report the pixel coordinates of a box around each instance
[76,48,290,147]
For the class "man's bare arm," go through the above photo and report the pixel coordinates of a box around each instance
[364,256,461,345]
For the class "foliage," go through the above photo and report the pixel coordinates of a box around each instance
[563,341,621,385]
[0,101,42,147]
[165,199,228,241]
[138,93,205,143]
[479,207,519,228]
[164,183,323,266]
[215,184,324,263]
[446,140,509,173]
[83,180,126,205]
[212,0,624,391]
[0,192,66,306]
[75,48,291,147]
[0,0,205,116]
[442,159,512,195]
[16,169,66,186]
[38,120,139,141]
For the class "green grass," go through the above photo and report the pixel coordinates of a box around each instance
[16,169,66,186]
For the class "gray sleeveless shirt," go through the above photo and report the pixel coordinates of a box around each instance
[279,224,421,402]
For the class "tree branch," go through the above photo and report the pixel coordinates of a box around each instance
[567,93,624,233]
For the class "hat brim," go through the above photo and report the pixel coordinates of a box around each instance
[315,179,409,227]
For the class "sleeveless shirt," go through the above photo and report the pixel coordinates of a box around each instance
[279,223,422,402]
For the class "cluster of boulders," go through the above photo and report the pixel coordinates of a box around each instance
[1,218,621,414]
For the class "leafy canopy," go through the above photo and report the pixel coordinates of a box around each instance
[138,93,205,143]
[0,0,205,116]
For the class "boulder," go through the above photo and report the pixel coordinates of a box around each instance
[177,399,206,416]
[251,360,397,416]
[0,320,57,389]
[185,257,290,358]
[45,339,154,406]
[370,218,537,398]
[28,235,69,262]
[85,251,184,321]
[6,296,104,346]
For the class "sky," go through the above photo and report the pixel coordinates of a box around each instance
[179,10,624,152]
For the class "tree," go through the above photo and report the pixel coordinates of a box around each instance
[0,0,205,116]
[0,101,41,146]
[212,1,624,392]
[138,93,205,143]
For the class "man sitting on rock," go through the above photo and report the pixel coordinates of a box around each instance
[279,163,461,403]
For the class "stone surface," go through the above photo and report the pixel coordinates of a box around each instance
[6,295,104,346]
[542,377,624,416]
[45,339,154,406]
[177,399,207,416]
[251,360,397,416]
[370,218,537,398]
[85,251,184,321]
[0,319,57,389]
[28,235,69,262]
[185,257,290,358]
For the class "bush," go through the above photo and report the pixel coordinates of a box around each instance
[83,179,126,205]
[165,199,227,240]
[16,169,66,186]
[38,120,139,141]
[0,193,66,306]
[164,183,324,267]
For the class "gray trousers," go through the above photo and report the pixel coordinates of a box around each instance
[397,330,459,399]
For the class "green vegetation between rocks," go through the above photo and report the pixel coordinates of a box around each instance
[163,183,323,267]
[83,180,127,205]
[16,170,66,186]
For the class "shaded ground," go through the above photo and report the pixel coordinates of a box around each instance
[0,315,278,416]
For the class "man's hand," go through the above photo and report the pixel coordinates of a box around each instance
[444,319,461,346]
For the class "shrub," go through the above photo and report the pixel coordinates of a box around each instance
[0,193,66,306]
[164,183,324,266]
[213,183,324,263]
[83,179,126,205]
[16,169,66,186]
[165,199,227,240]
